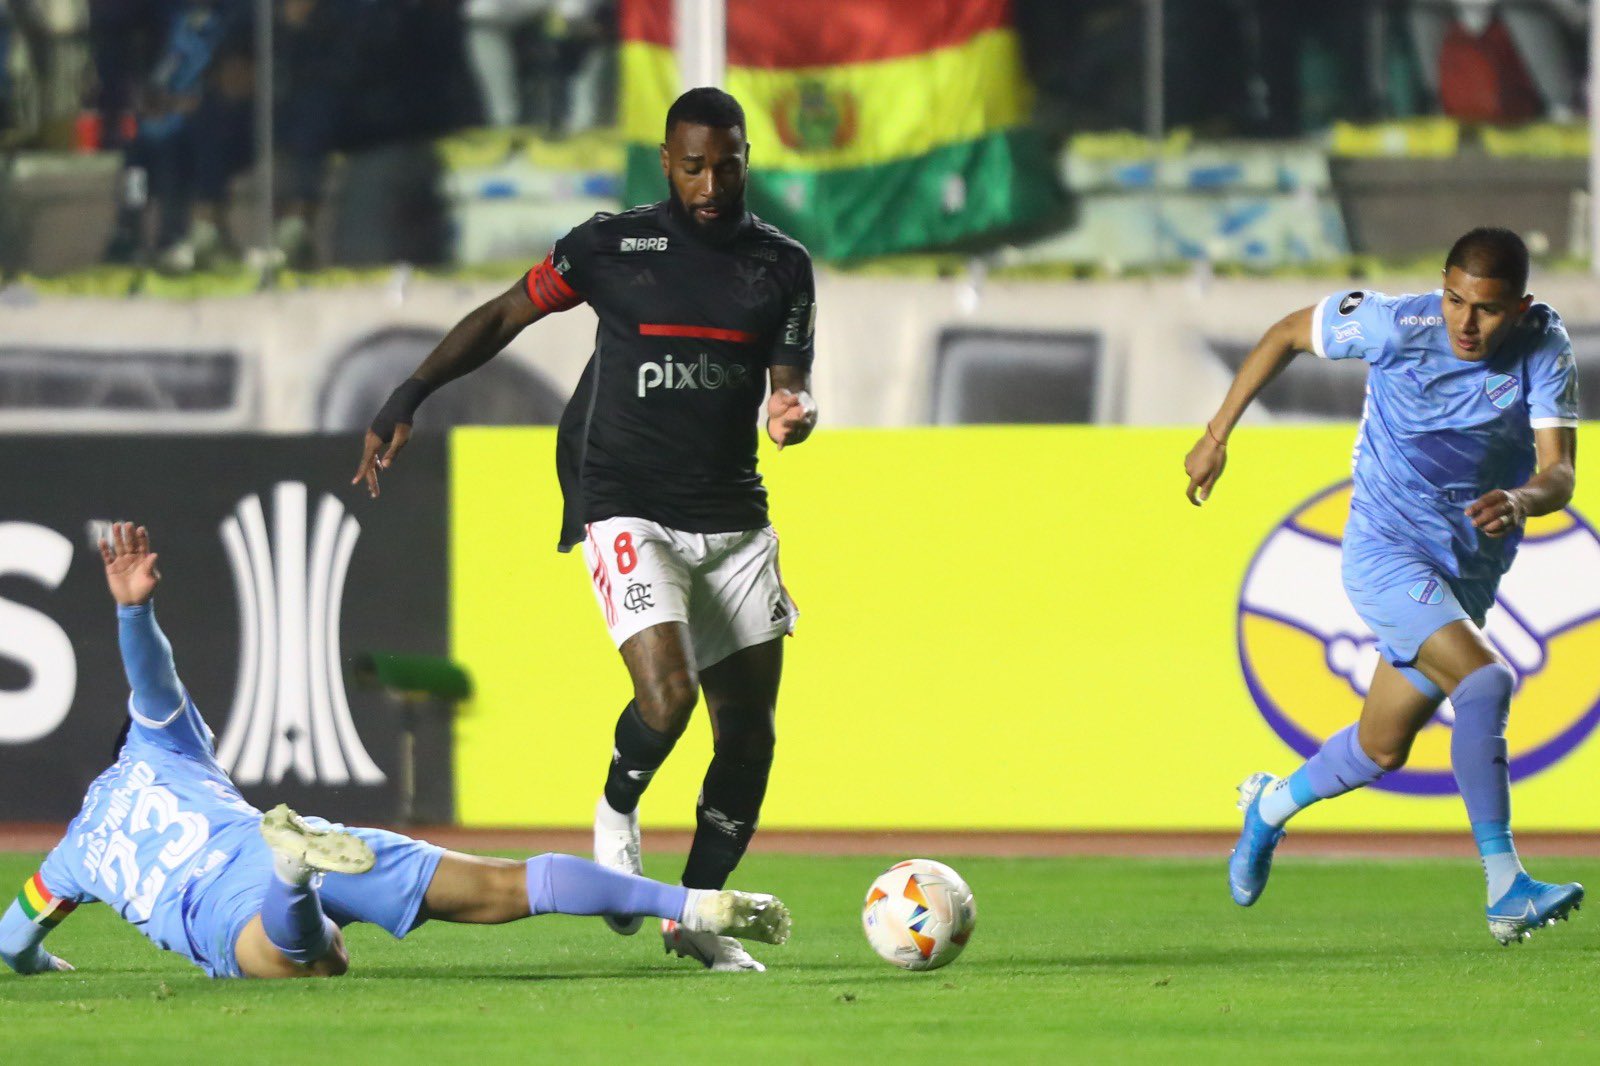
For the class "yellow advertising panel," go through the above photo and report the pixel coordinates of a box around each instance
[451,426,1600,829]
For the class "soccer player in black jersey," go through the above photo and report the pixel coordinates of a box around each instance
[353,88,817,972]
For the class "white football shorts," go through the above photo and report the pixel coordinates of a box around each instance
[581,516,798,668]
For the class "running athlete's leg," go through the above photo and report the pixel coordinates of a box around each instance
[1260,541,1474,826]
[602,623,699,815]
[1413,620,1582,937]
[1255,661,1439,828]
[1413,621,1529,903]
[594,623,699,935]
[1232,663,1439,905]
[683,637,782,889]
[1410,618,1501,692]
[1358,660,1448,770]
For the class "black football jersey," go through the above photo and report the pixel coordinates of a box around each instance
[522,202,816,551]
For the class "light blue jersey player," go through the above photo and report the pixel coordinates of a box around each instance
[0,523,791,980]
[1185,227,1582,943]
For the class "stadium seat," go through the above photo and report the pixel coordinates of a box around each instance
[929,327,1104,424]
[316,326,566,432]
[1208,339,1369,419]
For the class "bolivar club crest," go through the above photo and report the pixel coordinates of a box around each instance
[774,80,858,151]
[1237,482,1600,795]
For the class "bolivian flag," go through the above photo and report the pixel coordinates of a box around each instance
[621,0,1062,260]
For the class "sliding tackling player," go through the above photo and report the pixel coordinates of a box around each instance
[1186,227,1582,943]
[0,524,789,980]
[353,87,817,971]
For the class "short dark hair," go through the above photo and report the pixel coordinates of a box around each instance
[664,87,746,140]
[1445,227,1530,295]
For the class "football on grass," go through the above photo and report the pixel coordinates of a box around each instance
[861,859,976,971]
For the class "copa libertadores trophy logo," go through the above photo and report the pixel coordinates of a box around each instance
[215,482,385,787]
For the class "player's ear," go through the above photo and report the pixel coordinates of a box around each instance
[1517,293,1534,315]
[659,142,670,177]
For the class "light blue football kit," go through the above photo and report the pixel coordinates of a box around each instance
[1231,285,1584,938]
[1313,288,1579,670]
[1,604,442,977]
[1,600,717,978]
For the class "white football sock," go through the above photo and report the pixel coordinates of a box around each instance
[1257,778,1305,828]
[1484,852,1525,905]
[679,888,713,930]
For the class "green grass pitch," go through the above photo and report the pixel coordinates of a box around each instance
[3,851,1598,1063]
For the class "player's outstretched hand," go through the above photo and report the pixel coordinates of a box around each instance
[1184,428,1228,506]
[766,388,815,450]
[1467,488,1526,539]
[352,424,411,500]
[99,521,160,606]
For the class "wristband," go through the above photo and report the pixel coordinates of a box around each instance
[1206,423,1227,446]
[371,378,433,444]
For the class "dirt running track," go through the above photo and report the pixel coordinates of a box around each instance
[1,823,1597,859]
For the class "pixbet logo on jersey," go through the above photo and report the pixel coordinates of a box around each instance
[1238,482,1600,794]
[637,354,749,397]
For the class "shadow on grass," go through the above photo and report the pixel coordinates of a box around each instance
[347,967,700,982]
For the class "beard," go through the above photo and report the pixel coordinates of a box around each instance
[666,182,746,245]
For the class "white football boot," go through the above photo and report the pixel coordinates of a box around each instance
[664,891,791,971]
[259,804,375,882]
[593,797,645,935]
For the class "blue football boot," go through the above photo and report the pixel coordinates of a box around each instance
[1486,873,1584,945]
[1229,772,1286,907]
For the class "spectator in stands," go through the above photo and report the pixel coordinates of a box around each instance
[1,0,52,142]
[88,0,180,150]
[1501,0,1588,120]
[464,0,612,133]
[104,0,255,270]
[274,0,474,269]
[273,0,354,270]
[0,4,12,136]
[1410,0,1589,122]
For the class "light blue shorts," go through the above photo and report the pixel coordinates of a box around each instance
[313,822,445,940]
[194,821,445,979]
[1342,531,1495,668]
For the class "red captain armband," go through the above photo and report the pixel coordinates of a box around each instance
[523,254,584,314]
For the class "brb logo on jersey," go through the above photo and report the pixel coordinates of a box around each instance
[637,354,749,397]
[620,237,668,252]
[215,482,385,788]
[1238,482,1600,795]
